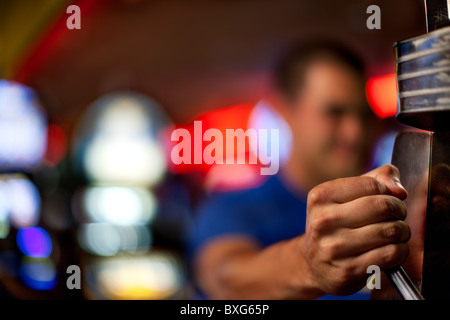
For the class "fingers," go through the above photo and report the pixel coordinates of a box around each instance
[308,175,387,205]
[322,220,411,259]
[308,165,407,205]
[303,164,411,295]
[332,194,407,229]
[325,243,410,295]
[346,243,410,275]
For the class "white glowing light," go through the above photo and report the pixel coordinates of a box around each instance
[84,136,166,186]
[0,80,47,170]
[74,92,171,186]
[77,223,151,256]
[248,100,292,167]
[77,223,121,256]
[83,186,156,225]
[6,177,41,228]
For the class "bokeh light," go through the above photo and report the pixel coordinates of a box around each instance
[366,73,398,119]
[0,80,47,171]
[6,176,41,228]
[202,100,293,191]
[77,223,151,256]
[83,186,156,225]
[73,92,172,186]
[248,100,292,168]
[371,130,399,168]
[16,227,52,258]
[167,103,255,176]
[88,253,183,300]
[43,124,68,167]
[19,257,57,291]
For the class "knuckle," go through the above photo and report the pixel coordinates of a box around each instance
[310,211,337,233]
[375,196,394,215]
[384,164,400,178]
[322,238,343,260]
[310,213,327,233]
[307,185,327,206]
[362,176,385,195]
[338,264,357,285]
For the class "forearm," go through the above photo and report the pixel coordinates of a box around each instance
[195,235,325,300]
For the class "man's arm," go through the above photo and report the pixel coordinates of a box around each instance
[192,165,411,299]
[193,234,323,300]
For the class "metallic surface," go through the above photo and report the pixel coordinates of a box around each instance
[373,131,430,300]
[385,267,424,300]
[384,131,430,300]
[394,26,450,130]
[384,1,450,300]
[392,131,430,295]
[378,130,450,299]
[421,131,450,299]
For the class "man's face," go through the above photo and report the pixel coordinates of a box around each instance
[286,59,371,185]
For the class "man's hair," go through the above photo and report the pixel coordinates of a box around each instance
[273,40,365,99]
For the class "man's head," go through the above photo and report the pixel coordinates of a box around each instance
[274,41,373,189]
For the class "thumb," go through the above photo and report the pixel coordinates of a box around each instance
[363,164,408,200]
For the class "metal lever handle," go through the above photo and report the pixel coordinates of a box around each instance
[385,267,425,300]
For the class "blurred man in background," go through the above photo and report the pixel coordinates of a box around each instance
[187,41,411,299]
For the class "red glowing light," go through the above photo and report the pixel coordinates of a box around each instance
[366,73,398,119]
[167,103,259,175]
[43,124,67,167]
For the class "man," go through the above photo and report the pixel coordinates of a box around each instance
[187,41,410,299]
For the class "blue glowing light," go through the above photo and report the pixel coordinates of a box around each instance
[19,258,57,290]
[371,130,398,169]
[248,100,292,167]
[16,227,53,258]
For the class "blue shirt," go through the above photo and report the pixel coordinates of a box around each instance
[187,174,370,300]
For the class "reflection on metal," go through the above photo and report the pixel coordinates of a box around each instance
[422,131,450,299]
[385,267,424,300]
[392,131,431,293]
[376,130,450,300]
[394,26,450,131]
[384,4,450,299]
[376,131,431,300]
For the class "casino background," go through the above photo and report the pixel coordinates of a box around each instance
[0,0,425,299]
